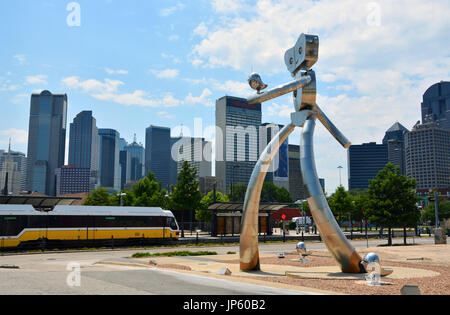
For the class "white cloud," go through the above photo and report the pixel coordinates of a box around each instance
[161,53,181,64]
[157,111,174,119]
[184,77,251,96]
[184,88,214,107]
[193,0,450,76]
[0,129,28,146]
[211,0,246,13]
[105,68,128,75]
[193,22,209,37]
[25,75,48,85]
[13,55,26,65]
[151,69,179,79]
[62,76,123,93]
[160,3,185,17]
[61,76,187,108]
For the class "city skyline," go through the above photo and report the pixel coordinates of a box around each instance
[1,0,449,195]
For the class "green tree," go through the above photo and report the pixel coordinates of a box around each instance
[196,191,229,222]
[422,200,450,224]
[108,190,135,206]
[276,187,293,203]
[229,183,247,202]
[83,187,113,206]
[329,186,354,227]
[132,172,168,208]
[366,163,420,246]
[170,161,203,237]
[351,193,369,232]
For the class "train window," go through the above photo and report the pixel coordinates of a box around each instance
[167,218,178,230]
[1,215,26,236]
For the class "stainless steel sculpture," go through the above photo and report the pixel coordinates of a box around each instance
[239,33,392,276]
[296,242,312,263]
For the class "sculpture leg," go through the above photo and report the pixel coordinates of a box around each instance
[240,123,296,271]
[301,117,363,273]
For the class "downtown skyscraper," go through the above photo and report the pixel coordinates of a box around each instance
[98,128,121,192]
[26,90,67,196]
[68,111,100,192]
[145,125,172,190]
[215,96,262,193]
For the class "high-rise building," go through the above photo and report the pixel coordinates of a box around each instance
[68,111,100,191]
[405,121,450,190]
[0,143,22,195]
[55,165,91,195]
[98,128,121,192]
[119,138,128,151]
[383,122,409,175]
[124,135,145,182]
[26,90,67,196]
[0,146,27,192]
[119,150,131,190]
[145,126,171,190]
[348,142,388,190]
[169,136,182,187]
[215,96,262,193]
[288,144,306,201]
[421,81,450,130]
[260,123,289,190]
[174,137,212,179]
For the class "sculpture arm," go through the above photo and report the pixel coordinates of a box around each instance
[314,104,351,149]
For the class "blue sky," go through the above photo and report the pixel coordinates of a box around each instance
[1,0,449,194]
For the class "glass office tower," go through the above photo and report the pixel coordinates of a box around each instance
[26,90,67,196]
[421,81,450,130]
[98,128,121,192]
[68,111,100,191]
[215,96,262,193]
[145,126,171,190]
[348,142,388,190]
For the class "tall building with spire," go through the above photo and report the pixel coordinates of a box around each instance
[0,140,23,195]
[26,90,67,196]
[383,122,409,175]
[124,134,145,182]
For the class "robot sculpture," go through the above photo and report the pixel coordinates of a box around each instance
[240,34,392,276]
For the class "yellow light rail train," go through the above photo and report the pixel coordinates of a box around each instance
[0,205,180,250]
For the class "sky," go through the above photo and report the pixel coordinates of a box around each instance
[0,0,449,195]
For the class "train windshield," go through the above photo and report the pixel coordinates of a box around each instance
[167,217,179,230]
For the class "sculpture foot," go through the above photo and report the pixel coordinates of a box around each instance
[240,252,260,272]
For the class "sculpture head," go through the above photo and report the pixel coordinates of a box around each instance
[248,72,268,93]
[284,33,319,76]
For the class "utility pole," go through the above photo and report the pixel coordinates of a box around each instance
[337,166,343,187]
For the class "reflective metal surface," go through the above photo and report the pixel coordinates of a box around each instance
[301,117,363,273]
[240,123,296,271]
[239,32,392,275]
[247,76,311,105]
[296,242,312,256]
[248,73,268,94]
[362,252,394,277]
[313,104,351,149]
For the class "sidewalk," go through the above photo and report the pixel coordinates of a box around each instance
[176,230,411,245]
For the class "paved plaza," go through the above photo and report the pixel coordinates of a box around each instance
[1,237,447,295]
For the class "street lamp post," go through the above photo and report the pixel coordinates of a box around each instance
[117,192,127,207]
[337,166,343,187]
